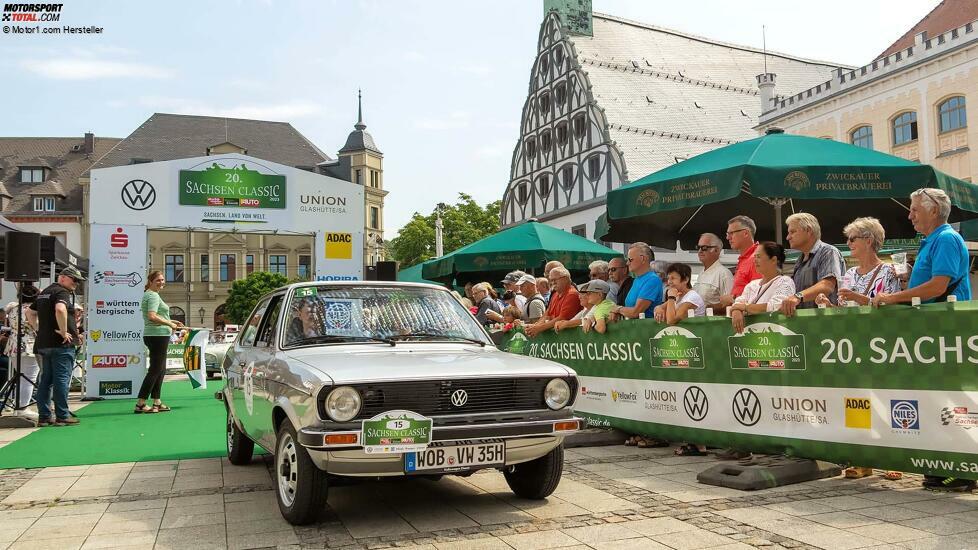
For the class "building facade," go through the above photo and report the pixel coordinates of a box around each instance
[500,5,844,248]
[756,1,978,185]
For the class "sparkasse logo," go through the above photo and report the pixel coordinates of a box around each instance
[110,227,128,248]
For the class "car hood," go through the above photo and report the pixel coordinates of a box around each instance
[283,344,575,384]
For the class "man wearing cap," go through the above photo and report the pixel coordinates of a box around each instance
[518,274,546,323]
[501,271,528,314]
[31,266,84,426]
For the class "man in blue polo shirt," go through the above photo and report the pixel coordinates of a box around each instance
[612,241,663,319]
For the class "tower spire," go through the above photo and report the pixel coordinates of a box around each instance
[355,89,366,131]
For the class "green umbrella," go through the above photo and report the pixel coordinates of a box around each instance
[601,130,978,249]
[421,221,621,283]
[396,263,440,285]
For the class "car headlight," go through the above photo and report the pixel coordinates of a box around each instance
[544,378,571,410]
[325,386,362,422]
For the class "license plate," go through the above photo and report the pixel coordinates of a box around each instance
[404,440,505,473]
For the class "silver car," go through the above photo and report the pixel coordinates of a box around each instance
[220,282,581,525]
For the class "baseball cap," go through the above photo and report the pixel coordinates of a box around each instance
[516,274,537,285]
[60,265,86,282]
[579,279,610,294]
[501,270,527,284]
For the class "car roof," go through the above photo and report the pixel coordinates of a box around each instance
[257,280,451,302]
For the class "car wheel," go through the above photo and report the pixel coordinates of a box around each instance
[504,444,563,499]
[226,408,254,466]
[275,421,329,525]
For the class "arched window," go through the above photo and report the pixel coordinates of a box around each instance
[573,114,586,139]
[555,83,567,106]
[586,154,602,182]
[939,96,967,133]
[554,47,564,71]
[556,122,568,146]
[540,130,552,151]
[539,54,550,77]
[892,112,918,145]
[850,125,873,149]
[537,174,551,197]
[539,92,551,115]
[525,138,537,159]
[170,306,186,325]
[516,182,529,205]
[560,165,575,190]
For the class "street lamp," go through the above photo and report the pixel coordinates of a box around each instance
[198,306,205,325]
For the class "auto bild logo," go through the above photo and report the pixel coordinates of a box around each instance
[91,354,140,368]
[450,389,468,407]
[121,179,156,211]
[90,329,141,343]
[93,271,143,288]
[93,299,139,317]
[732,388,761,426]
[644,388,678,413]
[771,397,827,425]
[610,390,638,404]
[941,406,978,429]
[683,386,708,421]
[845,397,872,429]
[890,400,920,433]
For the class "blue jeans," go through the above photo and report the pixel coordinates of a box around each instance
[36,347,73,420]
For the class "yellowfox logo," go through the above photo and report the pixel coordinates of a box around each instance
[324,232,353,259]
[845,397,872,429]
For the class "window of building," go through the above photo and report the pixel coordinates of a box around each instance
[20,168,44,183]
[32,197,44,212]
[850,125,873,149]
[370,170,379,188]
[369,206,380,229]
[541,130,552,151]
[939,96,967,133]
[555,47,564,70]
[200,254,210,282]
[573,114,586,139]
[169,306,186,325]
[269,255,287,275]
[298,255,311,279]
[538,175,551,197]
[555,83,567,106]
[539,92,551,115]
[892,112,918,145]
[556,122,568,146]
[355,169,362,185]
[561,165,575,190]
[539,54,549,76]
[165,254,184,282]
[49,232,66,245]
[44,197,55,211]
[587,155,602,182]
[516,182,529,204]
[220,254,236,282]
[246,254,255,275]
[571,225,587,237]
[525,138,536,159]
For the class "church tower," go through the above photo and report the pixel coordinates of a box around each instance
[338,91,387,265]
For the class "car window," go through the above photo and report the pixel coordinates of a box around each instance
[240,298,271,347]
[256,296,283,347]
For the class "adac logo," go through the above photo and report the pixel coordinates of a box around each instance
[324,232,353,259]
[611,390,637,404]
[109,227,128,248]
[92,355,140,368]
[732,388,761,427]
[844,397,872,429]
[637,189,660,208]
[891,400,920,431]
[784,171,810,192]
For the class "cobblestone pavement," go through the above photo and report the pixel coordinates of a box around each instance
[1,445,977,549]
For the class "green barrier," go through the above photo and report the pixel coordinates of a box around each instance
[166,343,185,360]
[500,302,978,479]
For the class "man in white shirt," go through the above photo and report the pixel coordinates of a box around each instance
[693,233,733,314]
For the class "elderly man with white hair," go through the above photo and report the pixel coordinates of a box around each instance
[525,266,582,337]
[780,213,845,316]
[588,260,618,303]
[873,188,971,306]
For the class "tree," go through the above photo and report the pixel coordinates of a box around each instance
[388,193,501,268]
[223,271,290,324]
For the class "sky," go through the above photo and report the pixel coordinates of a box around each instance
[1,0,939,237]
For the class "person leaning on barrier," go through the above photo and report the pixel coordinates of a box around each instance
[780,213,845,316]
[500,271,529,313]
[730,242,796,334]
[524,267,582,337]
[579,280,616,334]
[694,233,733,313]
[873,188,972,307]
[719,215,762,308]
[518,274,547,323]
[654,263,706,324]
[535,277,551,306]
[816,217,899,307]
[471,282,503,326]
[612,242,663,320]
[608,256,634,308]
[554,288,590,333]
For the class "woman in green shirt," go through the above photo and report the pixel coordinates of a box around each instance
[137,270,184,413]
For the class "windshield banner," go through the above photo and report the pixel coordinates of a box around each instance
[181,329,209,390]
[499,302,978,479]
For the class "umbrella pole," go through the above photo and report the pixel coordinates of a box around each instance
[774,199,785,244]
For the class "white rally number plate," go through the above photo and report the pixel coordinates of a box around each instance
[405,440,505,473]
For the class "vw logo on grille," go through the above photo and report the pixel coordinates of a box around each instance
[450,389,468,407]
[121,179,156,211]
[683,386,708,421]
[732,388,761,427]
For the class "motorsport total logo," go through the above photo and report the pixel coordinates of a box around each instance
[2,3,62,22]
[94,299,139,317]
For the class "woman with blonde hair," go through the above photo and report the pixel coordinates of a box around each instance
[816,217,899,307]
[471,282,502,325]
[137,270,184,414]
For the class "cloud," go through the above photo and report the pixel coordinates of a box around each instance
[456,64,492,77]
[473,141,514,160]
[23,59,171,80]
[414,111,471,131]
[137,96,323,120]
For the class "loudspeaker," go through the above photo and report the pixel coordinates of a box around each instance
[4,232,41,282]
[376,261,397,281]
[364,265,378,281]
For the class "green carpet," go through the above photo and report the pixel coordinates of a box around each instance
[0,380,238,469]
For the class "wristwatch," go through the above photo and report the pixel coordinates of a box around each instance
[666,295,676,301]
[794,292,804,302]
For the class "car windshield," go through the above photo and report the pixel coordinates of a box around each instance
[283,285,490,347]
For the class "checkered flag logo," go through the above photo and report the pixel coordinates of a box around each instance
[941,407,954,426]
[93,272,105,284]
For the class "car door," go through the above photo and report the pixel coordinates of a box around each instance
[231,297,272,440]
[250,294,285,449]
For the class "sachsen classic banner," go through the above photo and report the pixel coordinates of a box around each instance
[500,303,978,479]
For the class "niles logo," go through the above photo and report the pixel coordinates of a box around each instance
[891,400,920,431]
[110,227,128,248]
[92,355,140,368]
[845,397,872,429]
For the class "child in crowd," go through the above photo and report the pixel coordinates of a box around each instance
[580,280,616,334]
[501,305,522,325]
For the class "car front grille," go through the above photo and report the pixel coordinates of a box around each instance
[318,377,575,420]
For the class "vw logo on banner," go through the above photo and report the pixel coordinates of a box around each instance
[683,386,708,421]
[732,388,761,426]
[121,179,156,211]
[450,389,468,407]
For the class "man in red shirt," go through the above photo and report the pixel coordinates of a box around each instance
[525,267,582,337]
[719,215,761,309]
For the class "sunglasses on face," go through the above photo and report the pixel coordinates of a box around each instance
[696,245,718,252]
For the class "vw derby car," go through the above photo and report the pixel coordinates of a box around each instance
[220,282,581,524]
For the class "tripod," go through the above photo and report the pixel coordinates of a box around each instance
[0,292,36,416]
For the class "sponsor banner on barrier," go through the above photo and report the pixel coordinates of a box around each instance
[500,302,978,478]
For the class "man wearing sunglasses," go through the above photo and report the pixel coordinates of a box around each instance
[608,257,633,308]
[694,233,733,314]
[719,215,762,310]
[612,242,662,319]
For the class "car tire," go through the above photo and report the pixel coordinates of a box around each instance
[226,408,254,466]
[504,444,563,499]
[275,421,329,525]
